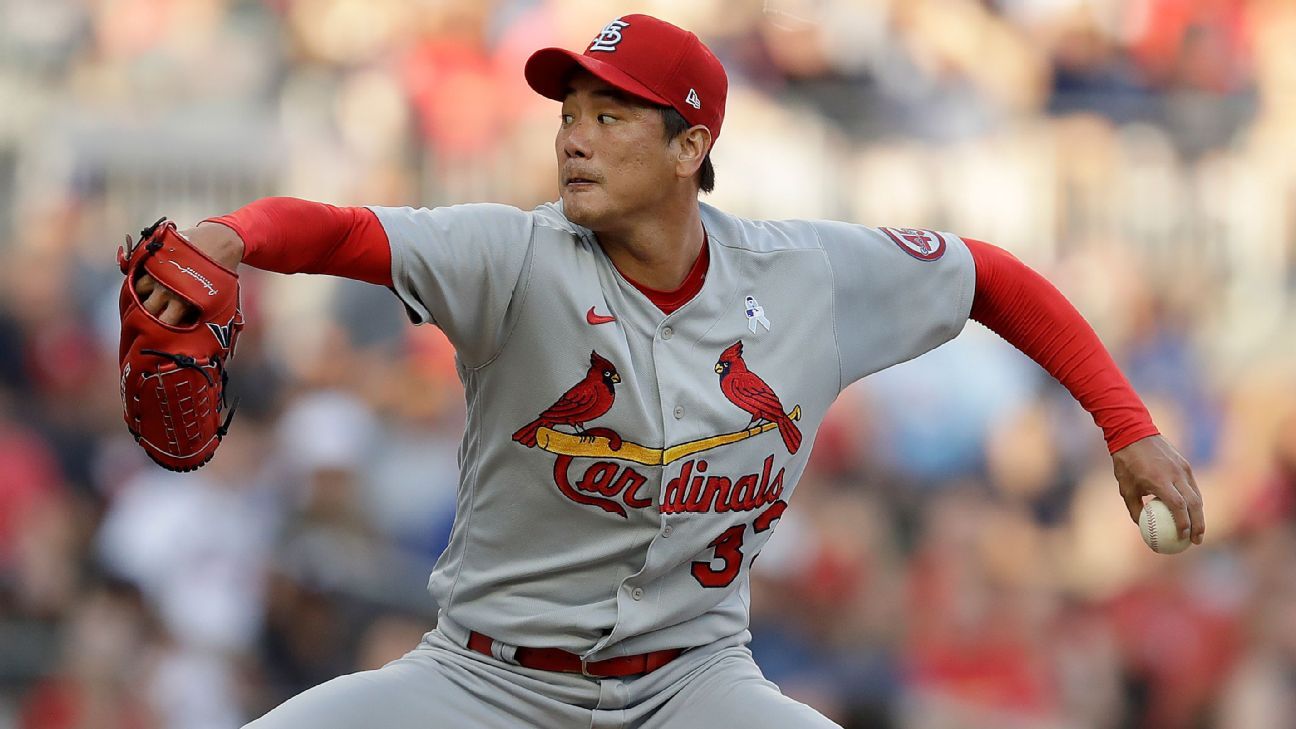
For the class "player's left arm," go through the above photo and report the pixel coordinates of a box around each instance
[966,239,1204,546]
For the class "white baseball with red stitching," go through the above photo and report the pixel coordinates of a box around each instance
[1139,498,1191,554]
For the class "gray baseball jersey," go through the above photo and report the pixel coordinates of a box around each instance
[370,200,974,663]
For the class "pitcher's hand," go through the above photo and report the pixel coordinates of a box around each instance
[1113,434,1204,545]
[134,222,244,325]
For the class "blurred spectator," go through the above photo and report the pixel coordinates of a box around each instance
[0,418,76,618]
[19,581,159,729]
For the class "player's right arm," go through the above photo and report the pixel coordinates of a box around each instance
[133,196,391,324]
[134,196,535,366]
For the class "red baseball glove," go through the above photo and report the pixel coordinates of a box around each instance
[117,218,244,471]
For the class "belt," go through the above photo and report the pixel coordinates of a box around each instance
[467,631,683,678]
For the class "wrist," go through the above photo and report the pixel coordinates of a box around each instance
[186,221,245,271]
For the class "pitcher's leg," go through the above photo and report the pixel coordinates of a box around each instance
[245,631,592,729]
[635,649,842,729]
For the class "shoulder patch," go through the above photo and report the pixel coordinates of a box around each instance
[879,227,947,261]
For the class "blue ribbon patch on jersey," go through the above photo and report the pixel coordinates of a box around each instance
[745,296,771,334]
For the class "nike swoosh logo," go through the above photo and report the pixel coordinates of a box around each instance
[586,306,616,325]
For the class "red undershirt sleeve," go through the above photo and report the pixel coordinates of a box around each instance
[203,197,393,287]
[965,238,1159,453]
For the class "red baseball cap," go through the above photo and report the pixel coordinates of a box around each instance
[525,14,728,145]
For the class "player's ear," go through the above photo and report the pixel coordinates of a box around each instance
[673,125,711,181]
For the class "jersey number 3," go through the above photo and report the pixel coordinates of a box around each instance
[690,500,788,588]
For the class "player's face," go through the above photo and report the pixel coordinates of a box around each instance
[556,72,678,231]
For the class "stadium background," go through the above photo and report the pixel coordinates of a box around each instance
[1,0,1294,727]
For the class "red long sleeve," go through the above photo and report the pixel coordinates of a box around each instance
[966,239,1159,453]
[204,197,393,286]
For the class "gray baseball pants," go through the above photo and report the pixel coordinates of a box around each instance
[244,627,840,728]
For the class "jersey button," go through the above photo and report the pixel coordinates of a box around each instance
[673,405,684,419]
[631,587,645,601]
[661,524,674,538]
[661,326,674,340]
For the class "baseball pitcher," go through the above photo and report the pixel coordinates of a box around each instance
[120,14,1204,729]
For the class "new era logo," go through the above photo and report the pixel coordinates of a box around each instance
[589,18,630,52]
[686,88,701,109]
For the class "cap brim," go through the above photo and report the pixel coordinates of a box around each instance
[525,48,672,107]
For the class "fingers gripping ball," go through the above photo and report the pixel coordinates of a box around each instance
[1139,498,1191,555]
[118,218,244,471]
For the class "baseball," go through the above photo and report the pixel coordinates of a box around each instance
[1139,498,1191,554]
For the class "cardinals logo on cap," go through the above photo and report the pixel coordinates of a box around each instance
[589,18,630,52]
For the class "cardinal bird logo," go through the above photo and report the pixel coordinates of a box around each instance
[715,341,802,454]
[513,351,621,447]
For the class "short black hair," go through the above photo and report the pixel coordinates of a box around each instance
[659,107,715,194]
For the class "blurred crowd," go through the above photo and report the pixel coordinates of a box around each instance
[1,0,1295,727]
